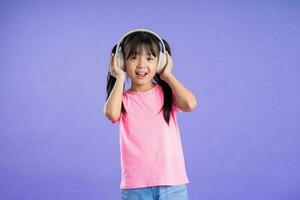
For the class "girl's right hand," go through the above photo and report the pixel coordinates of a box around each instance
[110,53,126,79]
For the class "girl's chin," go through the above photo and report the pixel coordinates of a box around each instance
[133,76,152,85]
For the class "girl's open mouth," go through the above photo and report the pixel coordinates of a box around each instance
[136,72,148,79]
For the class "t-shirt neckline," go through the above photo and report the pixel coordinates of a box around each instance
[127,83,158,95]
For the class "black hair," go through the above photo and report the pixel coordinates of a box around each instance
[105,31,174,125]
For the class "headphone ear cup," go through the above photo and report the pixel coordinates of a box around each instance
[157,52,167,73]
[116,51,124,71]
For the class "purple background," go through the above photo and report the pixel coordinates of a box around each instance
[1,0,300,199]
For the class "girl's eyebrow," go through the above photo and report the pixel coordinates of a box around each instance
[133,52,154,56]
[145,52,155,56]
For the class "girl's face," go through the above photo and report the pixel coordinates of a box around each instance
[124,44,159,88]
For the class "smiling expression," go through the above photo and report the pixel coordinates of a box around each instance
[124,43,160,90]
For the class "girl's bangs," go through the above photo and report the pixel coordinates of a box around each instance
[122,33,160,60]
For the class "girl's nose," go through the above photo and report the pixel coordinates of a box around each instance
[137,57,147,68]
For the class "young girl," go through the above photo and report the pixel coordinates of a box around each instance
[104,29,197,200]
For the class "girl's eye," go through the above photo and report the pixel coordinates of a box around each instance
[129,56,154,61]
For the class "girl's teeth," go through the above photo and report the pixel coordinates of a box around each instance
[136,72,147,78]
[136,72,147,75]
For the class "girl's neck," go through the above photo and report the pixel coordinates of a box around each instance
[128,82,156,93]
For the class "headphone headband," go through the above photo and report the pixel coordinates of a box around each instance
[115,28,166,56]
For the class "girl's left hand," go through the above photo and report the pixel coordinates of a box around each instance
[159,51,173,81]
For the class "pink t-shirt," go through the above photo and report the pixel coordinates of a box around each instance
[111,83,189,189]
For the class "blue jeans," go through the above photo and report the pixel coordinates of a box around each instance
[120,184,189,200]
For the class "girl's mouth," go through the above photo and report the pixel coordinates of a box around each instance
[135,72,148,79]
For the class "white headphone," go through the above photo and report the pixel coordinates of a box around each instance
[114,28,167,74]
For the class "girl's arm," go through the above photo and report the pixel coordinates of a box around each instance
[162,73,197,112]
[103,53,126,121]
[160,52,197,112]
[103,74,126,121]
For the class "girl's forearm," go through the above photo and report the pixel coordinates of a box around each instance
[103,75,126,120]
[162,73,197,112]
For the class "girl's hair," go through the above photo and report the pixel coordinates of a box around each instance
[105,31,174,125]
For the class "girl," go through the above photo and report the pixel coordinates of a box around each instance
[104,29,197,200]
